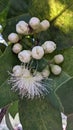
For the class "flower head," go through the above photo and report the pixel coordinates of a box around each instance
[9,64,50,99]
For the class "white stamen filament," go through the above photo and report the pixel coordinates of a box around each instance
[9,64,51,99]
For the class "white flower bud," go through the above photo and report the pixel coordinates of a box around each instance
[16,21,29,35]
[42,41,56,53]
[13,65,22,76]
[18,50,31,63]
[41,68,50,77]
[12,43,22,54]
[40,20,50,31]
[54,54,64,64]
[29,17,40,30]
[8,33,19,43]
[34,72,43,81]
[50,64,62,75]
[32,46,44,60]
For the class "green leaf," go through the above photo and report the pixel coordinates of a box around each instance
[0,1,10,26]
[0,49,2,55]
[0,43,6,52]
[19,98,62,130]
[0,0,9,12]
[0,45,19,107]
[48,92,64,112]
[0,78,18,108]
[29,58,48,72]
[8,101,18,118]
[0,45,19,86]
[56,78,73,114]
[7,0,29,18]
[48,71,71,111]
[67,114,73,130]
[62,47,73,76]
[48,0,73,50]
[53,71,72,91]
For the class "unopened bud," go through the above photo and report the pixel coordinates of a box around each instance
[8,33,19,43]
[50,64,62,75]
[16,21,29,35]
[18,50,31,63]
[40,20,50,31]
[29,17,40,30]
[12,43,22,54]
[32,46,44,60]
[13,65,22,76]
[42,41,56,53]
[54,54,64,64]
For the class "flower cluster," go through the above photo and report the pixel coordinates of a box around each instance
[8,17,50,44]
[11,40,56,62]
[8,17,64,99]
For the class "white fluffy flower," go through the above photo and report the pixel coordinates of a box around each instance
[29,17,40,30]
[54,54,64,64]
[8,33,19,43]
[40,20,50,31]
[50,64,62,75]
[32,46,44,59]
[42,41,56,53]
[9,65,49,99]
[12,43,22,54]
[18,50,32,63]
[16,21,29,35]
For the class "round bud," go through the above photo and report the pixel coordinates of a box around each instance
[42,41,56,53]
[41,68,50,77]
[32,46,44,60]
[18,50,31,63]
[13,65,22,76]
[29,17,40,30]
[8,33,19,43]
[12,43,22,54]
[50,65,62,75]
[40,20,50,31]
[16,21,29,35]
[34,72,43,81]
[54,54,64,64]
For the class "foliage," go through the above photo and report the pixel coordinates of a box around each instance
[0,0,73,130]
